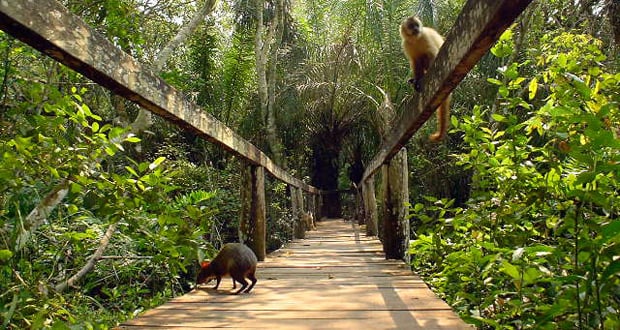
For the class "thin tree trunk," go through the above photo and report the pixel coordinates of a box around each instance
[14,179,70,252]
[132,0,218,132]
[54,222,118,292]
[609,0,620,46]
[255,0,285,165]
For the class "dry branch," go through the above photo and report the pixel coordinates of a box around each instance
[54,222,118,293]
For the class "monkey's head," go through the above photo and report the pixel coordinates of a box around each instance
[400,16,423,38]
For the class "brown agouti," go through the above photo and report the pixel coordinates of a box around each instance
[196,243,258,294]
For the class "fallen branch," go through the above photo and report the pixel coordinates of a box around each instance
[54,222,118,293]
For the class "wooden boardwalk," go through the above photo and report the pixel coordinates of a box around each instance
[118,219,471,329]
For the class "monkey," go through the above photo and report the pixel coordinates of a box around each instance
[400,15,451,142]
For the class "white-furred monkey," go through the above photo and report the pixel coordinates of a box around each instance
[400,15,451,142]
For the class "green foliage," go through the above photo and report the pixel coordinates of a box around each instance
[409,32,619,329]
[266,180,295,251]
[0,87,219,328]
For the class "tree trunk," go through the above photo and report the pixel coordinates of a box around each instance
[133,0,218,133]
[255,0,285,165]
[610,0,620,46]
[239,162,266,261]
[381,148,409,261]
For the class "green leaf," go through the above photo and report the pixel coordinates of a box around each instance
[528,77,538,100]
[491,114,506,122]
[68,204,79,215]
[601,221,620,243]
[523,267,542,285]
[501,260,520,280]
[487,78,503,86]
[499,86,509,97]
[601,260,620,280]
[125,166,139,177]
[50,167,60,178]
[0,249,13,262]
[413,203,424,213]
[149,157,166,170]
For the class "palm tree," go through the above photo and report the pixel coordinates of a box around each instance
[298,37,368,217]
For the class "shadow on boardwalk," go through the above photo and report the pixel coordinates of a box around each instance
[118,219,472,329]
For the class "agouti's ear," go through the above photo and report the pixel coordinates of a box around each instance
[200,261,210,269]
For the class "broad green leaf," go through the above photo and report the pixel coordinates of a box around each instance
[413,203,424,212]
[491,114,506,122]
[149,157,166,170]
[501,260,520,280]
[523,267,542,285]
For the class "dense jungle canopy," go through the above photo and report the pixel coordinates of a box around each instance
[0,0,619,328]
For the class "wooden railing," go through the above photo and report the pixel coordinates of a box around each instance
[0,0,320,261]
[358,0,533,258]
[0,0,532,261]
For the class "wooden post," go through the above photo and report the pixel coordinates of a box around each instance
[239,162,266,261]
[377,166,387,241]
[355,187,364,225]
[381,148,409,260]
[292,187,305,239]
[315,193,323,221]
[362,177,378,237]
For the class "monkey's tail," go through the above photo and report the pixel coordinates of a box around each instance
[429,95,451,142]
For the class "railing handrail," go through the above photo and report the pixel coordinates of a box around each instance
[360,0,533,184]
[0,0,319,194]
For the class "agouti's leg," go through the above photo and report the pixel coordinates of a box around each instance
[233,278,248,295]
[213,277,222,290]
[232,278,237,289]
[244,273,257,293]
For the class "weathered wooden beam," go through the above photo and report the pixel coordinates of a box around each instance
[361,0,533,183]
[0,0,319,194]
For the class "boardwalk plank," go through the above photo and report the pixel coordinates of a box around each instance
[118,219,471,329]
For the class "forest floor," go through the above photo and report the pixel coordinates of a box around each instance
[117,218,472,329]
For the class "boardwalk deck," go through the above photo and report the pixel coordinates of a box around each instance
[118,219,471,329]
